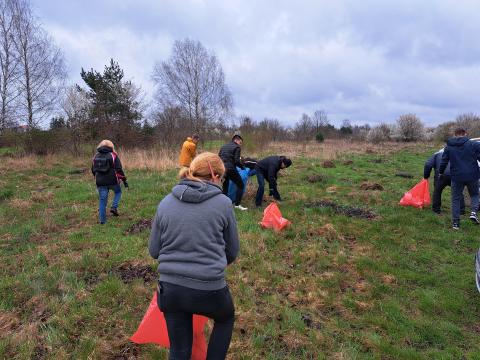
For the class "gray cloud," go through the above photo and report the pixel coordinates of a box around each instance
[32,0,480,126]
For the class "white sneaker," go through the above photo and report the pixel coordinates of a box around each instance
[234,205,248,211]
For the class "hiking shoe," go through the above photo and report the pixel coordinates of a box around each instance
[110,208,119,216]
[452,222,460,230]
[470,212,480,225]
[234,205,248,211]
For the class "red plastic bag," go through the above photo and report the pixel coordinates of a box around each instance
[260,202,291,231]
[399,179,431,208]
[130,292,208,360]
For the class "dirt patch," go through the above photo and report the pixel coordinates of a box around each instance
[360,182,384,191]
[115,261,157,283]
[304,200,378,219]
[322,160,335,168]
[112,341,141,359]
[342,160,354,165]
[304,174,327,183]
[125,219,151,235]
[301,313,322,329]
[395,172,414,179]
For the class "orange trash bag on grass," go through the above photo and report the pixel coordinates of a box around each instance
[260,202,291,231]
[130,292,208,360]
[399,179,431,208]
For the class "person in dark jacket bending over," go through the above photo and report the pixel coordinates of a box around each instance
[255,155,292,207]
[91,139,128,224]
[424,148,464,215]
[149,152,239,359]
[439,128,480,230]
[219,134,247,210]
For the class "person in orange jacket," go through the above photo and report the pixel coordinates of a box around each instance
[178,134,200,168]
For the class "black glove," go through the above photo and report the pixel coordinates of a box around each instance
[123,180,129,189]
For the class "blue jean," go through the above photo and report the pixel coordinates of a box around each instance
[97,184,121,223]
[157,281,235,360]
[451,179,479,223]
[255,170,281,207]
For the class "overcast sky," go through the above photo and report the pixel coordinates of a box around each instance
[32,0,480,127]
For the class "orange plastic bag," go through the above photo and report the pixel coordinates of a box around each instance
[130,292,208,360]
[399,179,431,208]
[260,202,291,231]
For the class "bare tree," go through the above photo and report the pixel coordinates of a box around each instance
[0,0,20,131]
[396,113,425,142]
[11,0,66,129]
[312,109,328,134]
[152,39,233,134]
[61,85,91,154]
[294,113,314,150]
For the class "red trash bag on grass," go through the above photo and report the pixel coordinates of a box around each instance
[260,202,291,231]
[399,179,431,208]
[130,292,208,360]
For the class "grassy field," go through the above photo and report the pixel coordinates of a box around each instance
[1,141,480,359]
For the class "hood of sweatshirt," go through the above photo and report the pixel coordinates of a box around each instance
[97,146,113,154]
[172,179,222,203]
[447,136,469,147]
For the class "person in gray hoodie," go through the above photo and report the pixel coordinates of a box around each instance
[149,152,239,360]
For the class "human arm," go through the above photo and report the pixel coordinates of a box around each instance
[114,155,127,182]
[234,146,244,169]
[223,205,240,264]
[438,148,449,175]
[148,210,163,259]
[423,154,436,179]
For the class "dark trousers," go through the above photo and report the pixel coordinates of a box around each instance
[222,168,244,206]
[432,175,465,213]
[157,282,235,360]
[451,179,479,223]
[255,171,281,206]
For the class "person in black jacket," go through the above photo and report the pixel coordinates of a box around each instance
[91,139,128,224]
[219,135,247,210]
[255,155,292,207]
[439,128,480,229]
[424,148,464,214]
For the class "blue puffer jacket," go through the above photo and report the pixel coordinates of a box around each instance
[439,137,480,182]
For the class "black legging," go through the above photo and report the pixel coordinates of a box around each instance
[222,167,244,206]
[157,281,235,360]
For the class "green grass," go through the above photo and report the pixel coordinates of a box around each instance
[1,143,480,359]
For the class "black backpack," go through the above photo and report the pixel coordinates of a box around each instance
[92,152,112,174]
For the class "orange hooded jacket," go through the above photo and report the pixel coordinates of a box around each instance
[178,137,197,167]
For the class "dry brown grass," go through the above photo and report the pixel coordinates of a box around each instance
[0,140,429,173]
[119,148,177,171]
[262,139,426,160]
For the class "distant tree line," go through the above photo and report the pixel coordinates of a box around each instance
[1,0,479,154]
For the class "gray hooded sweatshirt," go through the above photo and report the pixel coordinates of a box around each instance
[149,179,240,290]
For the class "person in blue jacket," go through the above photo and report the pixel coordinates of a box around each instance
[424,148,464,215]
[439,128,480,230]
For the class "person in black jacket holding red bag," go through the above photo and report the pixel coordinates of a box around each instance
[255,155,292,207]
[91,139,128,224]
